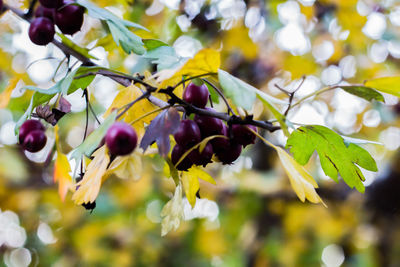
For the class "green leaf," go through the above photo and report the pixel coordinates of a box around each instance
[77,0,146,55]
[144,46,183,71]
[143,39,169,51]
[365,76,400,97]
[218,69,256,110]
[340,86,385,102]
[70,111,117,164]
[286,125,378,193]
[217,69,290,136]
[58,33,98,60]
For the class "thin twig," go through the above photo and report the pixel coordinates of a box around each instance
[284,75,306,116]
[116,91,151,120]
[202,78,236,115]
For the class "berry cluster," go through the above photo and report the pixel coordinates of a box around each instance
[171,83,257,171]
[29,0,84,46]
[19,119,47,153]
[105,122,138,157]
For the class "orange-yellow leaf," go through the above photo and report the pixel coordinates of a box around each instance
[0,78,19,108]
[53,152,73,202]
[53,125,72,202]
[276,147,326,207]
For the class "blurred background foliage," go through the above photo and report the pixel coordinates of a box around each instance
[0,0,400,266]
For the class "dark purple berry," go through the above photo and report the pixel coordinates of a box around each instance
[211,123,229,152]
[231,124,257,147]
[215,142,242,165]
[34,5,55,21]
[188,142,213,167]
[23,130,47,153]
[105,122,138,156]
[183,83,209,108]
[39,0,62,8]
[55,0,84,35]
[0,0,3,11]
[171,144,193,171]
[19,119,45,144]
[194,108,224,138]
[174,119,201,148]
[28,17,55,45]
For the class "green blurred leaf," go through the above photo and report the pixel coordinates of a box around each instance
[77,0,146,55]
[58,33,98,60]
[286,125,378,193]
[218,69,256,110]
[143,39,169,50]
[340,86,385,102]
[218,69,289,136]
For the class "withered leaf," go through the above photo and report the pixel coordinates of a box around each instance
[140,107,180,157]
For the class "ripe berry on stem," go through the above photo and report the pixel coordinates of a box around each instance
[194,108,224,138]
[34,5,55,21]
[183,83,209,108]
[23,130,47,153]
[39,0,62,8]
[19,119,45,144]
[171,144,193,171]
[28,17,55,45]
[231,124,257,147]
[211,123,229,152]
[174,119,201,148]
[55,0,85,35]
[105,122,138,156]
[188,142,213,167]
[215,142,242,165]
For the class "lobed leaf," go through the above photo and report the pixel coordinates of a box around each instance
[286,125,378,193]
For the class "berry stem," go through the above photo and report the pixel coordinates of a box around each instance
[202,78,236,115]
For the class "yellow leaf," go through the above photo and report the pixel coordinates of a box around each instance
[161,183,184,236]
[157,49,220,96]
[106,152,142,180]
[0,78,19,108]
[365,76,400,97]
[72,146,110,205]
[247,127,325,206]
[53,126,72,202]
[103,84,159,137]
[181,167,215,208]
[53,153,73,202]
[276,147,326,207]
[181,171,200,208]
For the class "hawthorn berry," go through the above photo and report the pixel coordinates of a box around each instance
[171,144,193,171]
[194,108,224,138]
[0,0,3,11]
[174,119,201,148]
[28,17,55,45]
[34,5,55,21]
[231,124,257,147]
[55,0,85,35]
[19,119,45,144]
[105,122,138,156]
[23,130,47,153]
[215,142,242,165]
[211,123,229,152]
[39,0,62,8]
[188,142,213,167]
[183,83,209,108]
